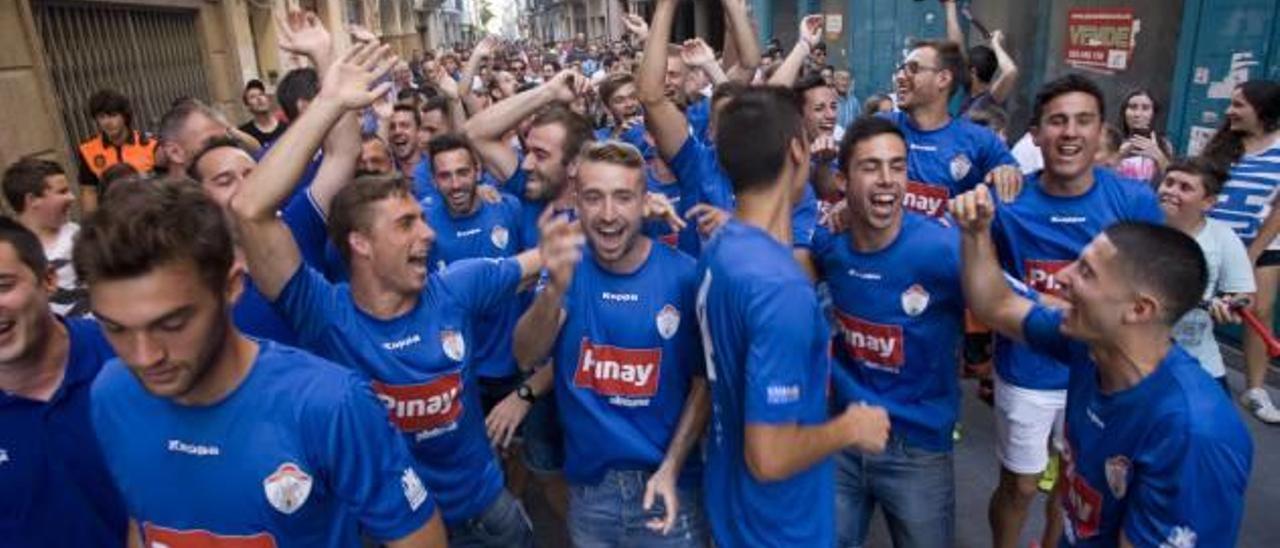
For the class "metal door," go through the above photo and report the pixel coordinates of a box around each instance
[847,0,946,103]
[32,1,210,150]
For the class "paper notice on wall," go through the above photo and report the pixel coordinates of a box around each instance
[825,15,843,35]
[1065,8,1137,73]
[1187,126,1217,157]
[1194,67,1210,85]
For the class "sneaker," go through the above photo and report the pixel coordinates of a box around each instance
[1240,388,1280,425]
[1038,453,1059,493]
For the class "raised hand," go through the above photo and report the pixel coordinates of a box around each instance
[799,15,824,48]
[680,38,717,68]
[811,134,838,163]
[547,70,590,103]
[347,24,377,45]
[948,184,997,234]
[990,29,1006,48]
[318,42,397,111]
[622,14,650,41]
[538,207,585,292]
[984,165,1023,203]
[472,36,499,61]
[645,192,688,233]
[275,9,333,64]
[432,65,460,100]
[686,204,731,238]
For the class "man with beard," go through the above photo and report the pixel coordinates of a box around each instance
[0,218,124,546]
[981,75,1163,548]
[231,42,546,547]
[239,79,287,148]
[513,141,710,545]
[388,104,432,200]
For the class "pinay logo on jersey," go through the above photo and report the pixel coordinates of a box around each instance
[143,522,276,547]
[834,311,905,372]
[263,462,313,515]
[575,339,662,400]
[373,373,464,435]
[1061,440,1103,541]
[1025,259,1071,297]
[903,181,950,217]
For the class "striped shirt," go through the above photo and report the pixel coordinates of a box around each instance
[1209,138,1280,250]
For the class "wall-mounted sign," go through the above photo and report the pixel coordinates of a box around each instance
[1065,8,1137,72]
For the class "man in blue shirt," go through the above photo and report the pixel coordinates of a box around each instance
[0,218,125,547]
[951,186,1252,548]
[76,176,446,544]
[695,85,890,547]
[514,141,710,545]
[231,43,541,547]
[814,117,966,548]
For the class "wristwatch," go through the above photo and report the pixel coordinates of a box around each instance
[516,383,537,403]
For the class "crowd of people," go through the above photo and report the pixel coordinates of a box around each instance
[3,0,1278,546]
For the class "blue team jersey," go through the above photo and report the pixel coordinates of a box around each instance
[695,220,834,547]
[881,111,1017,217]
[815,214,965,452]
[90,341,436,547]
[991,168,1163,389]
[551,243,704,485]
[1021,306,1252,547]
[687,96,712,143]
[273,258,522,523]
[425,194,526,380]
[1,318,124,547]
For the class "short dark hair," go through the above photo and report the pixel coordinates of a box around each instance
[0,216,49,278]
[187,135,251,181]
[1165,156,1230,197]
[912,40,968,97]
[715,86,805,193]
[276,68,319,121]
[100,163,139,190]
[242,79,267,104]
[598,73,635,104]
[711,81,751,108]
[328,174,416,264]
[74,176,235,295]
[1101,123,1125,153]
[419,96,449,118]
[1031,74,1106,127]
[838,116,906,173]
[427,133,476,171]
[968,103,1009,136]
[793,72,831,108]
[88,89,133,127]
[862,94,892,116]
[1119,89,1163,136]
[968,45,998,83]
[1103,222,1207,325]
[392,104,421,127]
[3,157,65,214]
[530,105,595,166]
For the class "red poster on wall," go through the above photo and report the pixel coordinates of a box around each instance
[1064,8,1137,72]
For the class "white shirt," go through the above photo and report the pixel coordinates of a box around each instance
[1172,218,1256,377]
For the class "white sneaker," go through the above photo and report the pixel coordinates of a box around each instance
[1240,388,1280,425]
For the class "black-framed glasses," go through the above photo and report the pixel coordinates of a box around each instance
[896,61,943,76]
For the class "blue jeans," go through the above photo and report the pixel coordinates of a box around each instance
[834,437,955,548]
[447,489,534,548]
[521,392,564,474]
[568,469,708,548]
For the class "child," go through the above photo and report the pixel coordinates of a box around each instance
[1,157,88,317]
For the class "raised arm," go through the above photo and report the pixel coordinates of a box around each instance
[988,30,1020,104]
[635,0,690,161]
[943,0,965,47]
[230,43,395,300]
[306,109,360,218]
[722,0,761,83]
[276,8,336,81]
[458,37,496,116]
[463,70,587,182]
[948,184,1034,340]
[768,15,823,87]
[430,64,469,133]
[681,38,728,87]
[512,211,583,370]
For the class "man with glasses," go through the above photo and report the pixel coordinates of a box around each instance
[882,40,1022,217]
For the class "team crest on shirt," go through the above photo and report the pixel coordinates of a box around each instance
[1104,455,1131,500]
[441,330,466,362]
[950,154,973,182]
[93,154,107,169]
[900,284,930,317]
[263,462,313,514]
[491,225,510,250]
[656,304,681,339]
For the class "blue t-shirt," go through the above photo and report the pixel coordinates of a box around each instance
[881,111,1017,217]
[815,213,965,452]
[426,194,526,380]
[687,96,712,144]
[991,168,1163,389]
[1,318,124,547]
[1021,306,1252,547]
[90,341,436,547]
[273,258,522,523]
[551,243,704,486]
[695,220,834,547]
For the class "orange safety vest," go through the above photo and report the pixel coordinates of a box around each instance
[78,130,157,181]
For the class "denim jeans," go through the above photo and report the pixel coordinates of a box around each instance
[447,489,534,548]
[568,469,708,548]
[521,393,564,474]
[834,437,955,548]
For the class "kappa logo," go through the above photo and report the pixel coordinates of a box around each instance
[901,284,930,317]
[575,339,661,399]
[143,523,276,548]
[263,462,313,515]
[834,311,905,372]
[903,181,950,217]
[656,304,681,340]
[1025,259,1071,297]
[950,154,973,182]
[373,373,464,434]
[491,225,510,249]
[1105,455,1131,500]
[440,330,466,362]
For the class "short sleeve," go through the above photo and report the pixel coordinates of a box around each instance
[282,191,330,269]
[317,378,437,541]
[273,264,344,345]
[438,257,523,317]
[810,225,838,261]
[1020,304,1089,365]
[1215,225,1257,293]
[978,128,1018,176]
[1128,185,1166,224]
[744,280,822,424]
[1122,416,1250,547]
[791,186,819,249]
[670,138,733,210]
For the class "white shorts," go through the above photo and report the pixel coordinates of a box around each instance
[993,373,1066,475]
